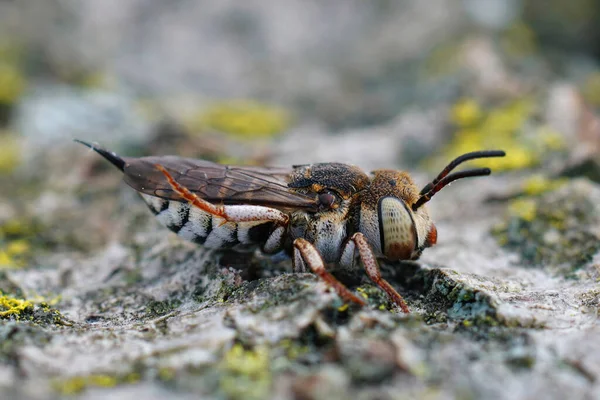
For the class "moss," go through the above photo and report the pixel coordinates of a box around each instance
[219,343,272,400]
[186,100,290,139]
[0,291,33,318]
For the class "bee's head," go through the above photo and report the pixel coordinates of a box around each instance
[359,150,505,261]
[359,170,436,261]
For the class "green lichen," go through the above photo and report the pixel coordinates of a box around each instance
[422,269,500,326]
[145,298,182,318]
[493,180,600,274]
[219,344,271,400]
[186,100,290,139]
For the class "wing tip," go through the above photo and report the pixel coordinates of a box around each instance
[74,139,126,172]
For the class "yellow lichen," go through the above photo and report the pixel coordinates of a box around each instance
[0,61,25,104]
[1,218,36,237]
[522,175,567,196]
[501,22,537,57]
[0,133,21,174]
[423,42,461,78]
[451,99,482,127]
[219,344,271,400]
[582,71,600,107]
[337,303,349,312]
[0,251,16,268]
[0,291,33,317]
[536,126,566,151]
[278,339,309,360]
[437,98,549,172]
[509,198,537,222]
[0,238,32,269]
[186,100,290,139]
[356,287,369,300]
[54,373,140,395]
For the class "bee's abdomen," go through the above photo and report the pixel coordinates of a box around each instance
[141,194,277,249]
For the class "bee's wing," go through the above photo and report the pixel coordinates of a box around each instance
[121,156,319,211]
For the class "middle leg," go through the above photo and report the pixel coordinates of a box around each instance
[293,238,365,306]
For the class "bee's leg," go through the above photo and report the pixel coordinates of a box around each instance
[350,233,410,313]
[293,238,366,306]
[339,239,356,270]
[292,245,307,273]
[263,225,286,254]
[156,164,289,225]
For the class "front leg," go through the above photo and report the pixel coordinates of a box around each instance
[346,233,410,313]
[293,238,366,306]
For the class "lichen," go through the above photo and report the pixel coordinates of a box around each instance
[0,291,33,318]
[54,373,140,395]
[0,43,26,105]
[521,174,567,196]
[493,180,600,274]
[0,239,31,269]
[218,344,272,400]
[500,22,538,58]
[422,269,501,326]
[186,100,290,139]
[508,198,537,222]
[0,133,22,174]
[582,71,600,107]
[434,98,566,172]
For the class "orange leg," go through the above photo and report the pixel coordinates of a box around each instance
[351,233,410,313]
[294,238,366,306]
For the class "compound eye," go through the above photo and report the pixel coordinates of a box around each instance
[318,192,337,209]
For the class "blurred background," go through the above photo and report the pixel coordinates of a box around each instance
[1,0,599,171]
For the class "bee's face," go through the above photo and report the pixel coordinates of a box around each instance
[359,170,437,261]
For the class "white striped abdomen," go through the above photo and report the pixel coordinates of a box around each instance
[141,194,279,251]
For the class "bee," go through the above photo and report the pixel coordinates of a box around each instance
[76,140,505,312]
